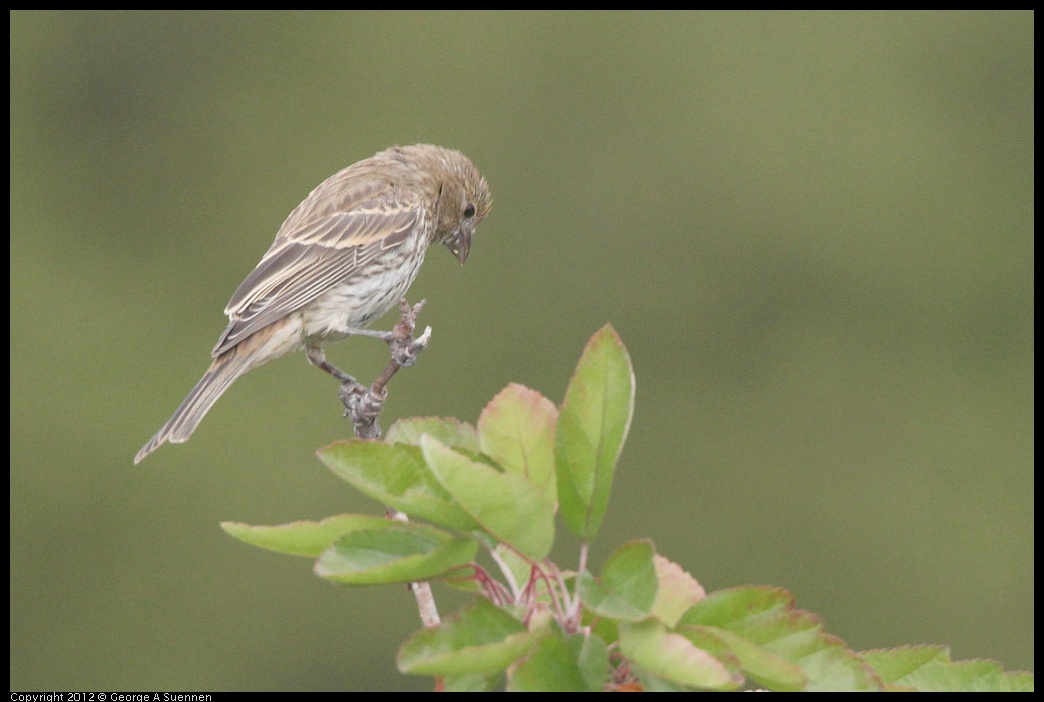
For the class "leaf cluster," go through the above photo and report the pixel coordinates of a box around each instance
[223,325,1031,691]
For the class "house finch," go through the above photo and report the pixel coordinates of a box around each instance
[134,144,491,464]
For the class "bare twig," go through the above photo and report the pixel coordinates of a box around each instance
[340,298,440,627]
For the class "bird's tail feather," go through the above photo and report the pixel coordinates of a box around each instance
[134,347,254,464]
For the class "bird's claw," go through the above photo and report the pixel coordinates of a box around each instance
[339,379,382,416]
[384,299,429,367]
[391,325,432,367]
[340,380,385,439]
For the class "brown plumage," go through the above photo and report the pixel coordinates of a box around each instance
[135,144,491,463]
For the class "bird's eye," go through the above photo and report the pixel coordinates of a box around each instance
[463,203,476,219]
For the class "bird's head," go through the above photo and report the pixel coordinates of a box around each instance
[431,149,492,264]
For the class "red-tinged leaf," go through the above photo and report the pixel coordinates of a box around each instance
[478,383,558,506]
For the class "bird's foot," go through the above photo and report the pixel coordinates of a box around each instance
[339,379,385,440]
[390,324,432,367]
[387,299,430,367]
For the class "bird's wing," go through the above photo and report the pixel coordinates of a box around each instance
[212,192,422,356]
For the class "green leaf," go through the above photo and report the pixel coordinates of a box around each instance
[421,434,555,561]
[680,586,882,691]
[555,324,635,541]
[478,383,558,506]
[508,631,609,691]
[386,417,480,452]
[398,599,547,676]
[630,666,696,691]
[220,514,385,557]
[618,618,740,690]
[575,631,611,690]
[677,585,793,627]
[650,554,707,627]
[317,440,478,532]
[507,633,583,691]
[860,645,951,689]
[861,646,1035,692]
[680,624,807,692]
[439,673,502,691]
[669,625,742,676]
[314,520,477,585]
[586,611,619,651]
[578,540,658,621]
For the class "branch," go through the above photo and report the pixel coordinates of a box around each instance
[339,298,440,628]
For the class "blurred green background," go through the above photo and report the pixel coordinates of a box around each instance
[10,11,1032,691]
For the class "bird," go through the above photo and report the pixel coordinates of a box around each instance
[134,144,491,464]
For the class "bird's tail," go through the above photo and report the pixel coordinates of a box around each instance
[134,346,256,464]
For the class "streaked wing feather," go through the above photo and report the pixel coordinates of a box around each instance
[213,204,419,355]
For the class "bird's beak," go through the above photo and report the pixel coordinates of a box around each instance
[445,230,471,264]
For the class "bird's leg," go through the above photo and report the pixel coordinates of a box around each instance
[319,300,433,440]
[330,302,433,367]
[306,346,361,387]
[306,346,381,434]
[338,326,396,342]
